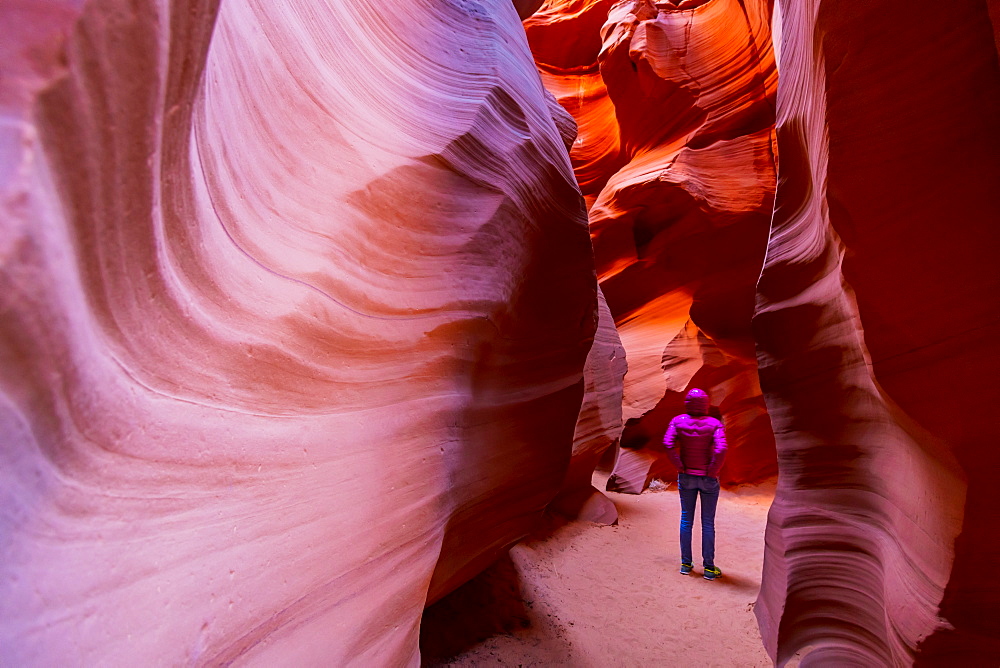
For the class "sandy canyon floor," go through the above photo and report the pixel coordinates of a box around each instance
[422,472,776,666]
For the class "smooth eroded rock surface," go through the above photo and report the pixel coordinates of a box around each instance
[548,286,626,524]
[528,0,779,490]
[524,0,623,204]
[0,1,597,664]
[754,1,1000,664]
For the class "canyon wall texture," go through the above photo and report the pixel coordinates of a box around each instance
[548,286,626,524]
[523,0,624,204]
[526,0,779,490]
[0,0,598,664]
[755,0,1000,665]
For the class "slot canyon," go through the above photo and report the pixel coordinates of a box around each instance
[1,0,998,665]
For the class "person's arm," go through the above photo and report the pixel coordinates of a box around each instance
[663,419,684,472]
[706,420,728,478]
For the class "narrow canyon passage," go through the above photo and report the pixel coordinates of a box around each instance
[4,1,1000,665]
[422,472,775,666]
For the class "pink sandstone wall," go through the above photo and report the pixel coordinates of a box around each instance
[7,0,999,664]
[0,0,598,663]
[754,0,1000,664]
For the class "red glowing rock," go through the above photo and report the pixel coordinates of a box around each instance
[530,0,779,490]
[524,1,623,203]
[754,1,1000,664]
[513,0,548,20]
[0,1,596,663]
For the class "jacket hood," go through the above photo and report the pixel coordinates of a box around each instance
[685,388,710,416]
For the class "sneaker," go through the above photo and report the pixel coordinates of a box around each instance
[679,562,693,575]
[703,566,722,580]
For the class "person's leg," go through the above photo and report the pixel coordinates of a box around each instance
[678,474,698,567]
[699,476,720,569]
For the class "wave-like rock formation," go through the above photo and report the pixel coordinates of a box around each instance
[527,0,779,490]
[0,0,598,664]
[754,1,1000,664]
[524,0,624,204]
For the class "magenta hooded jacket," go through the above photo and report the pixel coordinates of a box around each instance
[663,388,727,477]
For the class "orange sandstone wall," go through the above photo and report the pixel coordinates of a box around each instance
[524,0,623,204]
[0,0,596,664]
[754,0,1000,664]
[526,0,779,489]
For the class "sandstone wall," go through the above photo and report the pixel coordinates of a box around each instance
[548,286,627,524]
[755,0,1000,664]
[524,0,623,204]
[0,1,597,664]
[527,0,779,489]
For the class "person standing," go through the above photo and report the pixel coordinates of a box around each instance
[663,387,728,579]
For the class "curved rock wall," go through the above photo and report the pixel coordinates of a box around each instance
[754,0,1000,664]
[0,0,597,664]
[548,286,627,524]
[524,0,623,204]
[527,0,779,489]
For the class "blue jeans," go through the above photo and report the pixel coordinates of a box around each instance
[678,473,720,568]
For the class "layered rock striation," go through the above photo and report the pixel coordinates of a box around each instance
[527,0,779,490]
[524,0,623,204]
[754,0,1000,664]
[0,0,597,664]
